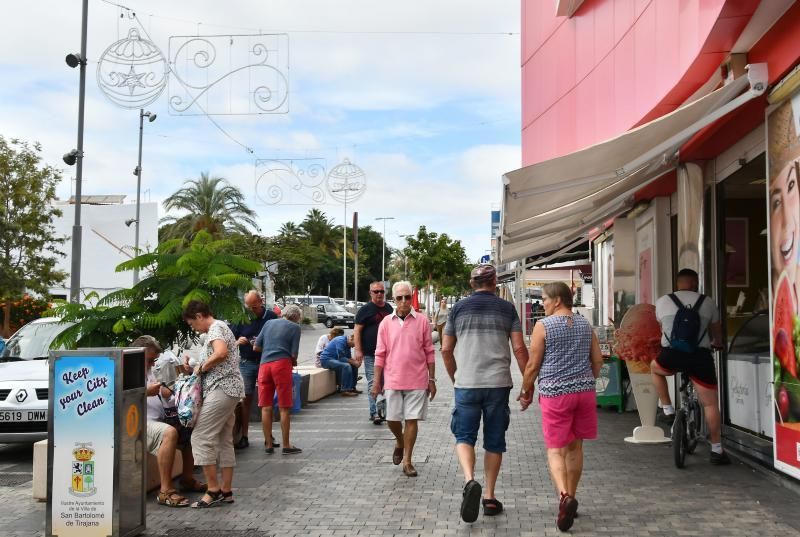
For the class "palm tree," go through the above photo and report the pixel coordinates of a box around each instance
[278,221,301,239]
[300,208,341,257]
[160,172,259,240]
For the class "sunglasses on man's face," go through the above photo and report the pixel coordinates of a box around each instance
[395,295,412,301]
[371,289,385,294]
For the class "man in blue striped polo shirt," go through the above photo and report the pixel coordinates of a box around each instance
[442,264,530,523]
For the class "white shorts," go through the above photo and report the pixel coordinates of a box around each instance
[385,389,428,421]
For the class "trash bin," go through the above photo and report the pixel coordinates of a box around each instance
[46,348,146,537]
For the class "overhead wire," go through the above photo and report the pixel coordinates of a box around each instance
[98,0,518,36]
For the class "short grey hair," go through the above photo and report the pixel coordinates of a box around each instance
[282,304,303,323]
[392,280,412,296]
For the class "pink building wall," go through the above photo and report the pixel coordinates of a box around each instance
[521,0,759,166]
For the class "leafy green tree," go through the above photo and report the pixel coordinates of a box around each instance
[404,226,471,300]
[160,172,259,241]
[50,231,261,349]
[354,225,387,297]
[0,137,66,337]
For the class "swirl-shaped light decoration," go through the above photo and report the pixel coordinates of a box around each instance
[255,159,328,205]
[169,34,289,115]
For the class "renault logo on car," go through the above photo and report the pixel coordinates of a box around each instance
[15,389,28,403]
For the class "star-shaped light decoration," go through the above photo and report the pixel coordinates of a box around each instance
[113,65,147,95]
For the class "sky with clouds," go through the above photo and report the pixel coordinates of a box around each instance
[1,1,521,260]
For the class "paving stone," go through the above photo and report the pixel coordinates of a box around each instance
[2,329,800,535]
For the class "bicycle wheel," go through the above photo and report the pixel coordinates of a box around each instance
[672,410,687,468]
[686,401,701,454]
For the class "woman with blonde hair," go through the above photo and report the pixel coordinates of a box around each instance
[518,282,603,532]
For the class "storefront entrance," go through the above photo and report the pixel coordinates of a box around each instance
[716,153,773,464]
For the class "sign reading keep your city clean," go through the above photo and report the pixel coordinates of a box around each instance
[50,356,115,537]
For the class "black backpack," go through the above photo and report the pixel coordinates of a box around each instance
[666,293,706,353]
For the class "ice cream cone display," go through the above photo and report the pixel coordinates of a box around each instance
[613,304,662,365]
[625,359,651,374]
[614,304,670,444]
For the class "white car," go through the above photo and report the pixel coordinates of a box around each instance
[0,318,73,443]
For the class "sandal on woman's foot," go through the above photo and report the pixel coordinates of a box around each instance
[156,489,189,508]
[221,490,234,504]
[482,498,504,516]
[178,478,207,493]
[190,490,223,509]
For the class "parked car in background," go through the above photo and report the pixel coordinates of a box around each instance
[316,303,355,328]
[0,318,74,443]
[285,295,336,306]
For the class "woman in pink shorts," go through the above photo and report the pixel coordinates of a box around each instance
[518,282,603,532]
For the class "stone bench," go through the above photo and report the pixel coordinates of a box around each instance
[295,366,337,402]
[33,437,185,500]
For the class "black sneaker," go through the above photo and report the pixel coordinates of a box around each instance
[710,451,732,465]
[234,436,249,450]
[658,410,675,426]
[282,446,303,455]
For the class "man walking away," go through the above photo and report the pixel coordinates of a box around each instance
[231,291,277,449]
[354,281,394,424]
[651,268,729,465]
[253,304,303,455]
[442,264,529,523]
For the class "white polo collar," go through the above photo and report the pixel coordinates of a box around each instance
[391,308,417,320]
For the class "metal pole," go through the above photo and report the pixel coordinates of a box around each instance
[342,194,347,303]
[353,212,358,304]
[133,109,144,284]
[376,217,394,284]
[69,0,89,304]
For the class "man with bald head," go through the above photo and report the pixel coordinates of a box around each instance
[231,290,278,449]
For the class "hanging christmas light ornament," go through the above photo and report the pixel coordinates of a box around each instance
[327,158,367,203]
[96,28,168,109]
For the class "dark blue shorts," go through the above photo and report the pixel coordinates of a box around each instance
[450,387,511,453]
[240,360,259,395]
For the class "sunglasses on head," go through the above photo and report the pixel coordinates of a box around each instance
[395,295,412,301]
[371,289,385,294]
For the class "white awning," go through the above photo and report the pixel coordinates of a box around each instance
[499,63,768,263]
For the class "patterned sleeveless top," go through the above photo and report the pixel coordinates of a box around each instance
[538,314,595,397]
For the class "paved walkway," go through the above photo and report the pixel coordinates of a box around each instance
[3,338,800,536]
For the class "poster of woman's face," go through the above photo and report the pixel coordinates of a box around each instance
[768,94,800,479]
[769,98,800,299]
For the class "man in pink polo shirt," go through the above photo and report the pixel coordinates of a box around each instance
[372,280,436,477]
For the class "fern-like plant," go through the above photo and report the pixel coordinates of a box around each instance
[50,231,262,349]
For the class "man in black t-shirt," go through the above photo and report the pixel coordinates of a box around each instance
[354,281,394,424]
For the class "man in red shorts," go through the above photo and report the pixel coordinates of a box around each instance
[651,268,729,465]
[253,304,303,455]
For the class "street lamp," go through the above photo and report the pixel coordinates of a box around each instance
[64,0,89,303]
[398,233,411,279]
[132,109,156,284]
[375,217,395,284]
